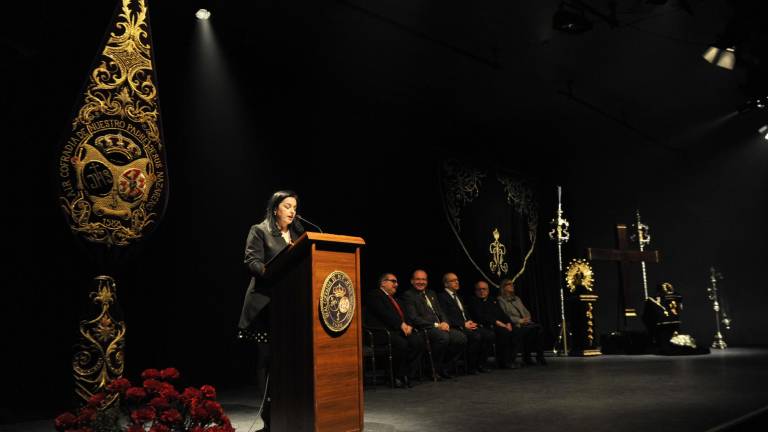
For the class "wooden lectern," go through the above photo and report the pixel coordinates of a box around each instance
[266,232,366,432]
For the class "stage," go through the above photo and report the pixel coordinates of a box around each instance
[5,348,767,432]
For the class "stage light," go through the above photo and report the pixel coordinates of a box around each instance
[759,125,768,140]
[702,45,736,70]
[737,96,768,113]
[195,9,211,20]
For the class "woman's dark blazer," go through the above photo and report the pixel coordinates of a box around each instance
[238,219,304,330]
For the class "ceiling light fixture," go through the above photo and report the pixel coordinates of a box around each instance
[195,9,211,20]
[702,45,736,70]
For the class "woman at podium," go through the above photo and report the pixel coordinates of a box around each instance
[237,190,305,432]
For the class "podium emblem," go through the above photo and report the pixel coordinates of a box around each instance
[319,270,356,333]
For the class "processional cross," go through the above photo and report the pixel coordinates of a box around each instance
[587,224,660,330]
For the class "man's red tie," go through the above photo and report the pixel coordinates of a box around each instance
[387,294,404,320]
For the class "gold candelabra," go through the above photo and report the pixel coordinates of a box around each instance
[706,267,728,349]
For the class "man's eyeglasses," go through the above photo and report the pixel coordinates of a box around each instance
[383,278,398,283]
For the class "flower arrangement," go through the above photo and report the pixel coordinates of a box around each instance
[54,368,234,432]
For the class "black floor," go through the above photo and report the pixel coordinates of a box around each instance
[5,348,768,432]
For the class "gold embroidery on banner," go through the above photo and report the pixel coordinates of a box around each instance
[59,0,165,247]
[489,228,509,278]
[73,276,126,405]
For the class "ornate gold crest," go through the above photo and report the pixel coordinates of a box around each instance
[58,0,167,247]
[489,228,509,278]
[565,259,595,292]
[319,271,356,333]
[73,276,126,405]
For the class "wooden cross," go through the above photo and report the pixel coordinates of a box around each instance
[587,224,660,330]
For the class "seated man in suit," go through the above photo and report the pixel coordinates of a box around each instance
[466,280,522,369]
[438,272,493,373]
[498,278,546,366]
[401,269,467,379]
[364,273,425,388]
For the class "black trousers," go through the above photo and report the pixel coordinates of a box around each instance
[493,326,523,366]
[519,323,545,359]
[372,330,426,378]
[460,327,495,370]
[425,327,467,372]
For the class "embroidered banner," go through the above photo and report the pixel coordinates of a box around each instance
[440,159,538,289]
[58,0,168,248]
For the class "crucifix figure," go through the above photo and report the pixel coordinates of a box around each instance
[587,224,660,330]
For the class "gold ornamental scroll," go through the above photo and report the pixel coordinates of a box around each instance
[58,0,168,248]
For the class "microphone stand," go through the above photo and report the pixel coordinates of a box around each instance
[297,214,323,233]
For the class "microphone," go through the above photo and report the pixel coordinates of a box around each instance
[296,214,324,233]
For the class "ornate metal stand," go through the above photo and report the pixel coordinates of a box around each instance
[73,276,126,404]
[549,186,570,355]
[631,210,652,299]
[706,267,728,349]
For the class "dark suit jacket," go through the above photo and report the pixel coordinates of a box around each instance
[466,296,510,328]
[364,288,407,331]
[438,290,471,329]
[401,289,445,330]
[238,219,304,329]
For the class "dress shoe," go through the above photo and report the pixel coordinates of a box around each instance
[402,376,413,388]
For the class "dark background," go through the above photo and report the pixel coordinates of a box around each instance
[2,0,766,422]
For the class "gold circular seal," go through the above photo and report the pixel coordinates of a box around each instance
[319,271,356,333]
[565,259,595,293]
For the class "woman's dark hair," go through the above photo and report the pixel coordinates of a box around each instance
[264,190,300,232]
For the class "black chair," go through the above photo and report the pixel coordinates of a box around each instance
[414,328,438,382]
[362,326,395,388]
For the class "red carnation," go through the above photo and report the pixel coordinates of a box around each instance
[76,407,97,424]
[149,424,170,432]
[86,392,106,408]
[200,384,217,400]
[54,412,77,431]
[160,367,180,381]
[204,400,224,419]
[159,385,180,401]
[106,377,131,394]
[130,406,156,423]
[143,378,164,394]
[181,387,202,405]
[160,408,183,424]
[125,386,147,401]
[149,396,170,410]
[141,368,161,380]
[191,405,209,421]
